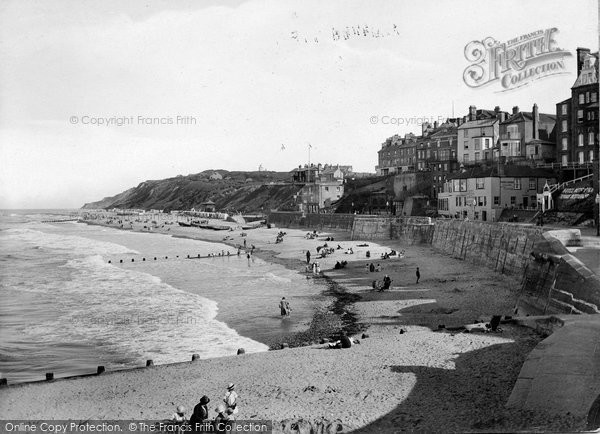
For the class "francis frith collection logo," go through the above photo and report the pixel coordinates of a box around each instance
[463,28,572,92]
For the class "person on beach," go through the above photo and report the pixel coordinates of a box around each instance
[213,404,231,431]
[171,405,186,423]
[382,274,392,290]
[416,267,421,284]
[224,383,239,415]
[189,395,210,428]
[243,239,247,248]
[279,297,289,317]
[306,250,311,264]
[369,263,375,272]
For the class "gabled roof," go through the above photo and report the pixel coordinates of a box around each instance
[501,112,556,124]
[321,166,342,174]
[429,126,458,138]
[457,118,498,129]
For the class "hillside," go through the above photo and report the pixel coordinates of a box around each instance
[81,170,302,213]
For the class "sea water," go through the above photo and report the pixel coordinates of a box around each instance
[0,210,325,384]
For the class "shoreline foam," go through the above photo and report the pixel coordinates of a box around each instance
[0,218,586,431]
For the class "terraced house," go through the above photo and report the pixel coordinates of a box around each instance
[376,133,417,175]
[498,104,556,163]
[437,165,556,221]
[556,48,599,166]
[456,106,507,164]
[415,121,459,199]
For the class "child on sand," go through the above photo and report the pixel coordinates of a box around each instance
[171,405,186,422]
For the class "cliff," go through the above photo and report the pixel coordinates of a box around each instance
[81,170,303,213]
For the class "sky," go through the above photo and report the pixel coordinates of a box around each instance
[0,0,598,209]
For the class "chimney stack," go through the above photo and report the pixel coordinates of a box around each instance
[498,112,506,123]
[422,121,431,136]
[576,47,591,74]
[512,106,519,115]
[532,103,539,140]
[469,105,476,121]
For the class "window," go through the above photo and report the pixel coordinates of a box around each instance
[474,152,480,161]
[529,178,536,190]
[579,93,585,104]
[474,211,479,220]
[510,196,516,206]
[577,110,584,122]
[586,92,590,103]
[592,92,598,103]
[578,134,584,146]
[578,151,585,163]
[463,140,469,150]
[514,179,521,189]
[336,186,341,191]
[589,132,595,145]
[324,186,329,191]
[561,104,568,115]
[474,138,481,150]
[562,138,568,150]
[476,178,484,189]
[562,120,567,132]
[463,154,469,162]
[590,150,595,162]
[562,155,568,166]
[493,196,500,205]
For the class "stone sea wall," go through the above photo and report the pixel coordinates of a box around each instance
[431,220,543,277]
[267,211,355,231]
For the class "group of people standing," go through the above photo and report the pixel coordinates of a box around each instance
[171,384,239,431]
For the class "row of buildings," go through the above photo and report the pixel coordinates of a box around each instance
[290,163,352,213]
[375,47,598,221]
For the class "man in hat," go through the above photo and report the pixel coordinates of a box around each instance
[224,383,239,415]
[189,395,210,429]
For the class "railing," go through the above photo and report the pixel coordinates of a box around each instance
[548,173,594,194]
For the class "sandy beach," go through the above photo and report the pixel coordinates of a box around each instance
[0,218,586,432]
